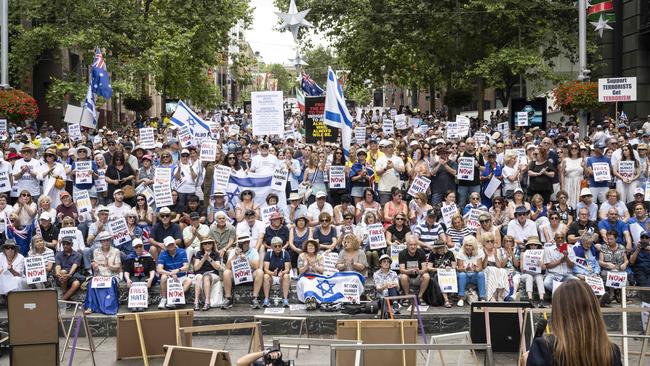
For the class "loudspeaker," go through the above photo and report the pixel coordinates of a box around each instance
[470,301,532,353]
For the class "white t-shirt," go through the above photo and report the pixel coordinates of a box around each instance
[235,220,265,245]
[307,202,333,222]
[375,154,405,192]
[174,162,197,194]
[12,158,42,196]
[250,154,279,176]
[0,161,12,193]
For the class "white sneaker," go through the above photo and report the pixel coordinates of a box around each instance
[158,298,167,309]
[457,299,464,307]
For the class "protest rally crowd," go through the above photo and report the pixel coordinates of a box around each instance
[0,106,649,316]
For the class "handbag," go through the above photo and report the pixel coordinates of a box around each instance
[54,177,65,190]
[209,279,224,307]
[116,168,136,198]
[300,167,319,199]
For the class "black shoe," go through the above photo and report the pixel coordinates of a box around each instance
[166,302,176,310]
[221,298,233,309]
[600,293,611,307]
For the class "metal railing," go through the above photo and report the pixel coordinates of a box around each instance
[329,343,494,366]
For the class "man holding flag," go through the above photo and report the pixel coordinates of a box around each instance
[323,66,353,159]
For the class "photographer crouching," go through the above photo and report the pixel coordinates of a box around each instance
[236,349,293,366]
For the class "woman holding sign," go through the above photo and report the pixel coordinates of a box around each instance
[599,231,628,304]
[0,240,26,295]
[519,236,547,307]
[383,187,408,227]
[38,147,66,208]
[613,143,640,204]
[85,232,121,315]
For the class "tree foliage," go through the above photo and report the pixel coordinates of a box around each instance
[265,63,294,96]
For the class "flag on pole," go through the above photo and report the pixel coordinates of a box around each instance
[323,66,353,159]
[170,100,211,142]
[84,83,97,126]
[91,47,112,99]
[296,87,305,112]
[301,71,324,96]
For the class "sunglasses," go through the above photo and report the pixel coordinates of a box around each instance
[344,216,353,220]
[479,219,491,223]
[160,214,170,218]
[137,198,145,201]
[471,197,480,200]
[202,242,214,245]
[320,219,331,223]
[484,240,495,243]
[273,244,283,248]
[21,193,31,197]
[515,213,527,217]
[395,217,405,221]
[550,217,559,220]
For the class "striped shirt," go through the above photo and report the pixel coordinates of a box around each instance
[414,222,445,245]
[446,227,473,251]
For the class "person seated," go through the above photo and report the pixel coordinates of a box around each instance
[182,211,210,261]
[28,235,55,287]
[54,237,85,305]
[38,211,59,251]
[543,232,577,292]
[398,234,430,305]
[149,207,183,260]
[209,210,237,259]
[123,238,156,312]
[192,238,222,312]
[183,194,207,225]
[374,254,401,311]
[0,240,27,296]
[262,237,292,308]
[456,236,487,306]
[519,236,547,307]
[599,230,628,305]
[156,236,192,310]
[296,239,323,275]
[221,235,264,309]
[258,211,289,266]
[336,233,369,277]
[566,207,599,244]
[307,192,334,227]
[598,208,632,251]
[85,232,121,315]
[630,231,650,302]
[427,240,456,308]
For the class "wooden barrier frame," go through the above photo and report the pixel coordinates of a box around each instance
[162,345,231,366]
[425,332,479,366]
[58,300,96,366]
[178,322,264,355]
[253,315,309,357]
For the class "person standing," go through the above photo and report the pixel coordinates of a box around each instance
[375,140,405,205]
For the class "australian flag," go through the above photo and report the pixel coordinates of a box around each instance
[301,71,324,96]
[91,47,112,99]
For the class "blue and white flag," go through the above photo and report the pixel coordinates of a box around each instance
[323,66,353,159]
[171,100,211,143]
[620,110,628,121]
[83,83,97,127]
[297,272,365,304]
[223,172,287,209]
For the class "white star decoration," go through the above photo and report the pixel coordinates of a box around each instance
[590,14,613,38]
[275,0,313,43]
[289,50,308,67]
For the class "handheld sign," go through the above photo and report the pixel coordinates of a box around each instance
[323,252,339,276]
[91,276,113,289]
[271,166,288,192]
[441,204,458,227]
[382,119,394,135]
[329,166,346,189]
[390,243,406,271]
[108,217,131,247]
[128,282,149,309]
[167,278,186,305]
[178,125,193,148]
[232,257,253,285]
[199,141,218,162]
[74,189,92,214]
[522,250,543,274]
[394,114,408,130]
[260,205,279,225]
[135,183,155,208]
[584,276,605,296]
[367,223,387,250]
[25,256,47,285]
[437,269,458,293]
[0,119,6,138]
[139,127,155,149]
[474,132,486,144]
[75,160,93,185]
[457,157,475,181]
[154,167,173,186]
[592,162,611,182]
[95,168,107,192]
[354,127,366,145]
[598,77,637,102]
[69,124,82,141]
[618,161,635,179]
[153,183,173,207]
[464,208,482,230]
[407,176,431,197]
[212,165,232,193]
[342,279,361,304]
[516,112,529,127]
[605,271,627,288]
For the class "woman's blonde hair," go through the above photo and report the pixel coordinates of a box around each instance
[461,236,479,256]
[38,195,51,206]
[550,280,615,366]
[480,232,495,245]
[451,213,464,229]
[344,233,360,251]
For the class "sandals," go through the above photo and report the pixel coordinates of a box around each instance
[202,303,211,311]
[84,308,93,315]
[444,301,452,308]
[194,303,201,311]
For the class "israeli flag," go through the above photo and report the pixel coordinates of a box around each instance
[297,272,365,304]
[84,83,97,126]
[323,66,353,159]
[224,172,287,209]
[171,100,211,143]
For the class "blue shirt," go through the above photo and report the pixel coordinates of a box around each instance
[597,219,629,245]
[157,248,188,276]
[264,250,291,272]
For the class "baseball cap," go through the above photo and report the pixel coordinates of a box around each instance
[163,236,176,246]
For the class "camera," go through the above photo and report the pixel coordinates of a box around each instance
[641,242,649,250]
[263,349,294,366]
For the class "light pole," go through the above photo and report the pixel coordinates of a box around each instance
[578,0,589,138]
[1,0,9,89]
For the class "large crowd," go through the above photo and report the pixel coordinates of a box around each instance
[0,108,649,315]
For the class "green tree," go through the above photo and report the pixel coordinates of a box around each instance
[266,63,294,95]
[302,46,339,86]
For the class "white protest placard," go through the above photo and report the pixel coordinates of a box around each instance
[457,157,475,181]
[139,128,155,149]
[0,168,10,192]
[407,176,431,197]
[354,127,366,145]
[59,227,78,241]
[342,279,361,304]
[329,166,346,189]
[167,278,186,305]
[394,114,408,130]
[605,271,627,288]
[68,123,82,141]
[209,121,220,139]
[212,165,232,193]
[230,124,240,136]
[264,307,285,314]
[382,119,394,135]
[522,249,543,274]
[584,276,606,296]
[73,189,92,214]
[153,183,173,207]
[513,148,528,166]
[497,122,509,132]
[289,304,307,311]
[64,104,96,129]
[25,256,47,285]
[390,109,397,120]
[109,217,131,247]
[446,122,459,139]
[271,166,288,192]
[323,252,339,276]
[178,124,193,148]
[75,160,93,185]
[155,167,173,186]
[598,77,637,102]
[483,176,502,199]
[95,168,107,192]
[367,223,387,250]
[474,132,486,144]
[464,208,482,230]
[91,276,113,289]
[592,162,611,182]
[261,205,278,225]
[199,140,217,162]
[390,243,406,271]
[128,282,149,309]
[516,112,529,127]
[437,269,458,293]
[252,91,285,136]
[456,115,470,136]
[618,161,635,179]
[135,183,155,208]
[232,257,253,285]
[441,204,458,227]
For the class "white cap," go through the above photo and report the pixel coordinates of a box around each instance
[39,212,52,221]
[635,188,645,195]
[132,238,144,247]
[163,236,176,246]
[315,191,327,198]
[181,148,190,155]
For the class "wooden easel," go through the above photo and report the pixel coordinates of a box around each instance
[58,300,96,366]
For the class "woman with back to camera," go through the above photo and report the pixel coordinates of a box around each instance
[523,279,621,366]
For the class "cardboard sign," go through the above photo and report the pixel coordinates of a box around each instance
[69,123,82,141]
[323,252,339,276]
[178,124,193,148]
[437,268,458,293]
[212,165,231,193]
[109,217,131,246]
[618,161,635,179]
[75,160,93,185]
[342,280,361,304]
[407,176,431,197]
[128,282,149,309]
[457,157,475,181]
[232,257,253,285]
[463,208,482,230]
[153,183,173,207]
[154,167,173,186]
[95,168,107,192]
[271,166,288,192]
[474,132,486,144]
[260,205,279,225]
[329,166,346,189]
[135,183,155,208]
[25,256,47,285]
[584,276,605,296]
[394,114,408,130]
[354,127,366,145]
[441,203,458,227]
[598,77,637,102]
[91,276,113,289]
[605,271,627,288]
[73,189,92,214]
[390,243,406,271]
[264,307,285,314]
[522,249,543,274]
[516,112,529,127]
[199,141,217,162]
[252,91,285,136]
[592,162,611,182]
[367,223,387,250]
[139,128,155,149]
[167,278,186,305]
